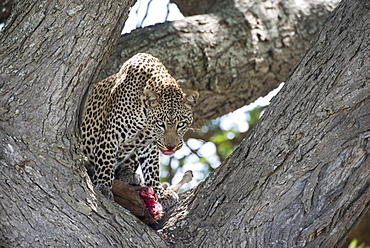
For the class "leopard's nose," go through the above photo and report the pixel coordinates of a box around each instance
[165,144,175,150]
[166,146,175,151]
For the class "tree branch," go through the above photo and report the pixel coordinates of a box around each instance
[102,0,340,127]
[160,0,370,246]
[170,0,231,16]
[0,0,167,246]
[1,0,366,246]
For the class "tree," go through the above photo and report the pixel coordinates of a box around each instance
[160,1,370,246]
[101,0,340,127]
[0,0,368,247]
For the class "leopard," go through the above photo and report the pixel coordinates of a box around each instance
[80,53,199,211]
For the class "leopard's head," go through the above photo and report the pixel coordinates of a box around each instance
[143,87,199,155]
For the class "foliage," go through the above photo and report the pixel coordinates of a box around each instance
[349,239,370,248]
[160,106,265,191]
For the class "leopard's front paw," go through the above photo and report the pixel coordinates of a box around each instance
[115,167,143,186]
[95,183,114,200]
[116,172,143,186]
[158,189,178,212]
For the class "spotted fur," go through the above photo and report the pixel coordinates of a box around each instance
[81,53,198,210]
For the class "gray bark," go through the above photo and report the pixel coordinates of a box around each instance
[0,0,368,247]
[170,0,225,16]
[102,0,340,127]
[0,0,167,247]
[160,0,370,246]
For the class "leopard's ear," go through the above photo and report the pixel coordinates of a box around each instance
[184,91,199,109]
[143,89,159,108]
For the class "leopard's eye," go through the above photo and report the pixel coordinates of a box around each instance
[157,121,165,128]
[177,122,187,129]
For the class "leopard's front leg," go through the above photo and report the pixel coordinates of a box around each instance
[138,142,178,211]
[92,129,120,200]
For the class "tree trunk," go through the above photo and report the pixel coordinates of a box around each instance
[160,0,370,246]
[0,0,368,247]
[0,0,167,247]
[102,0,340,127]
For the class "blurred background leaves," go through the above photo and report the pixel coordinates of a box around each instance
[160,106,266,192]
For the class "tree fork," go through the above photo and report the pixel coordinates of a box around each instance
[0,0,368,247]
[161,0,370,246]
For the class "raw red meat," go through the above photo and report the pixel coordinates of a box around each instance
[136,186,163,221]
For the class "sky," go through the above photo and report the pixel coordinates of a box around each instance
[122,0,184,34]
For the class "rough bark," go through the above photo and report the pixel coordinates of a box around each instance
[161,0,370,247]
[170,0,230,16]
[0,0,167,247]
[102,0,340,127]
[0,0,368,247]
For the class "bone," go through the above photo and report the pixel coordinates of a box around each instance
[168,170,193,193]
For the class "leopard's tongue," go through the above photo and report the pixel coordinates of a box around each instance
[161,148,175,155]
